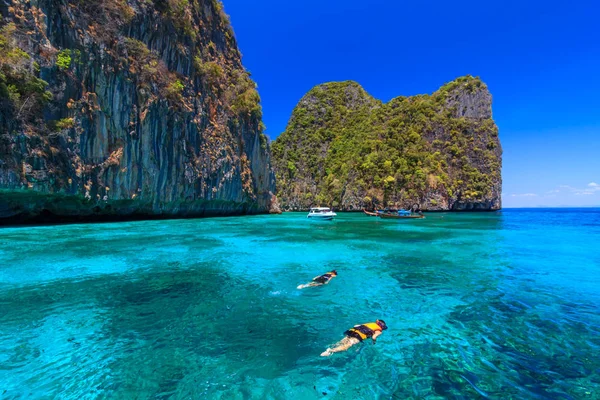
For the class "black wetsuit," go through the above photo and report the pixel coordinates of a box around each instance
[313,272,334,284]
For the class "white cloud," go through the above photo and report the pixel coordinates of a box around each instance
[575,183,600,195]
[558,185,576,191]
[511,193,537,197]
[546,183,600,196]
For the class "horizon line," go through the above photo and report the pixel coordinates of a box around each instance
[501,206,600,209]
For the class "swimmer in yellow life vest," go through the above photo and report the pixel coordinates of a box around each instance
[297,270,337,289]
[320,319,387,356]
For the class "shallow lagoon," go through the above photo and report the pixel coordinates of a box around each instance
[1,209,599,399]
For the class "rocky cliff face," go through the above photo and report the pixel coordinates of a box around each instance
[0,0,277,223]
[272,76,502,211]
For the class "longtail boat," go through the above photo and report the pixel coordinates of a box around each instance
[377,212,425,219]
[363,210,378,216]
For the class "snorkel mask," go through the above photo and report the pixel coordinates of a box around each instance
[376,320,388,330]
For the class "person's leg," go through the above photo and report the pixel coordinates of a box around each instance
[320,337,360,356]
[297,281,323,289]
[333,337,360,352]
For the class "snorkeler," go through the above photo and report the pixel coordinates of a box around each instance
[297,270,338,289]
[320,320,387,356]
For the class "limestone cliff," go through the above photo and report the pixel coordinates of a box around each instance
[272,76,502,211]
[0,0,277,223]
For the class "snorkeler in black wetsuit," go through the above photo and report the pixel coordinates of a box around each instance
[297,270,338,289]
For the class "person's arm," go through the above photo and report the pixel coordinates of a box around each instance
[371,331,382,344]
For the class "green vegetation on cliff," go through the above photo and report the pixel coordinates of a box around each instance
[272,76,502,211]
[0,0,277,223]
[0,21,52,128]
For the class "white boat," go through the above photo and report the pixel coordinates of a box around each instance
[307,207,337,220]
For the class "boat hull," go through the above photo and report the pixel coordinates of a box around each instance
[307,214,336,220]
[363,210,378,216]
[378,213,425,219]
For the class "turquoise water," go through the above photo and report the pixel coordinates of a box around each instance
[1,210,599,399]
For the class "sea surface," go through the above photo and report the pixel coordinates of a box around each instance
[0,209,599,399]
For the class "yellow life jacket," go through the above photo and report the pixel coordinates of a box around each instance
[348,322,382,340]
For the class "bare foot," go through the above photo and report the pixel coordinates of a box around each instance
[320,349,332,357]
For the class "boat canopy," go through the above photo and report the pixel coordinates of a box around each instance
[310,207,331,212]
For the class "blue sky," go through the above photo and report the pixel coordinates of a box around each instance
[223,0,599,207]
